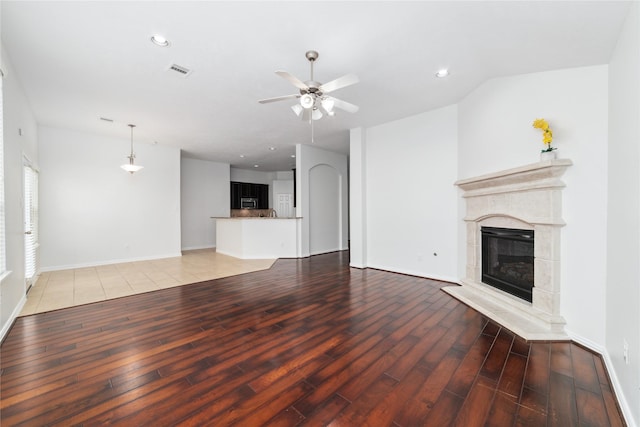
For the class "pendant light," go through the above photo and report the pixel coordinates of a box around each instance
[121,124,143,174]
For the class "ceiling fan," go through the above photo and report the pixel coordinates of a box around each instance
[258,50,359,123]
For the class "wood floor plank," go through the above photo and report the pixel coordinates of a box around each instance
[548,371,579,427]
[496,351,527,399]
[361,362,431,426]
[453,375,497,427]
[446,332,496,397]
[330,374,399,426]
[485,392,519,427]
[480,328,514,384]
[393,348,465,426]
[0,251,627,426]
[571,344,602,395]
[575,387,611,427]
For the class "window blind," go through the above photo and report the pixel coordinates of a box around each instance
[0,75,5,276]
[24,164,39,283]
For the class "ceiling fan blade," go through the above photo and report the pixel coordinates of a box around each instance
[275,70,309,90]
[319,74,359,93]
[258,94,300,104]
[331,97,359,113]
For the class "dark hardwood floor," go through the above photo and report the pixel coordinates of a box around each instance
[1,251,626,426]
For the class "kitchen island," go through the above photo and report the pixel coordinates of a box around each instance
[213,217,302,259]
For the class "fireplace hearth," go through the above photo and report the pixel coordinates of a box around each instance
[481,227,534,302]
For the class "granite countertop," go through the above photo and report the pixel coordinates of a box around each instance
[211,217,302,220]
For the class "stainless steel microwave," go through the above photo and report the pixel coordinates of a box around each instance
[241,197,257,209]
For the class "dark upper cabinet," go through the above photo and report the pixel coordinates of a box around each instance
[257,184,269,209]
[230,181,269,209]
[230,182,241,209]
[240,183,253,198]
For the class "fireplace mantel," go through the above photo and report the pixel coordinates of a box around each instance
[445,158,572,341]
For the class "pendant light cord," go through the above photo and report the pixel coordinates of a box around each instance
[128,124,136,158]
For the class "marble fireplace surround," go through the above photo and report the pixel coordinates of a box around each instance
[444,159,572,341]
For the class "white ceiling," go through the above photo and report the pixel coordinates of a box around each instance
[1,1,631,171]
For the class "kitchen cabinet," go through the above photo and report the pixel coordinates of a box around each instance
[230,181,269,209]
[257,184,269,209]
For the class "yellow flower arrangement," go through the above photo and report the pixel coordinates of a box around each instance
[532,118,554,152]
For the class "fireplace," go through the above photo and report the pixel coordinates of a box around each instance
[444,159,572,340]
[481,227,534,302]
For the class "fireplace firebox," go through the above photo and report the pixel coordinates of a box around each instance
[481,227,534,302]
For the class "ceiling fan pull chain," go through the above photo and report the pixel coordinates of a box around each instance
[311,117,314,143]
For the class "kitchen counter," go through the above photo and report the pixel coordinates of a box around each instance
[211,217,302,220]
[213,217,302,259]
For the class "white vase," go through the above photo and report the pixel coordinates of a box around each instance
[540,150,557,161]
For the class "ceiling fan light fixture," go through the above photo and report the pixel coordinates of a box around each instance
[300,93,314,109]
[291,104,303,116]
[321,98,335,113]
[312,108,323,121]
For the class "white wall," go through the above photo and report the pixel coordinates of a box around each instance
[309,164,341,254]
[181,157,229,250]
[353,106,459,281]
[230,168,274,185]
[38,126,181,270]
[1,47,38,339]
[297,144,349,257]
[458,65,609,347]
[349,128,367,268]
[607,2,640,425]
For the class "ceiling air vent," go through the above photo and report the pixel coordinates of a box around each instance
[167,63,193,78]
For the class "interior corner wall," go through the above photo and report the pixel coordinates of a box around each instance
[349,127,367,268]
[607,2,640,425]
[297,144,349,257]
[362,105,459,281]
[38,126,182,270]
[181,157,230,250]
[457,65,609,347]
[1,47,38,339]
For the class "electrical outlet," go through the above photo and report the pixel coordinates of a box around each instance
[623,339,629,365]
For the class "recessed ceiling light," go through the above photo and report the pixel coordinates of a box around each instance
[253,164,259,168]
[239,154,245,158]
[151,34,170,47]
[291,154,296,158]
[435,69,449,78]
[269,147,276,151]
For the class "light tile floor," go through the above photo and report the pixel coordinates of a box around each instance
[20,249,276,316]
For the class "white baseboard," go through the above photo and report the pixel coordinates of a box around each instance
[568,331,637,427]
[364,262,459,284]
[40,252,184,272]
[181,245,216,251]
